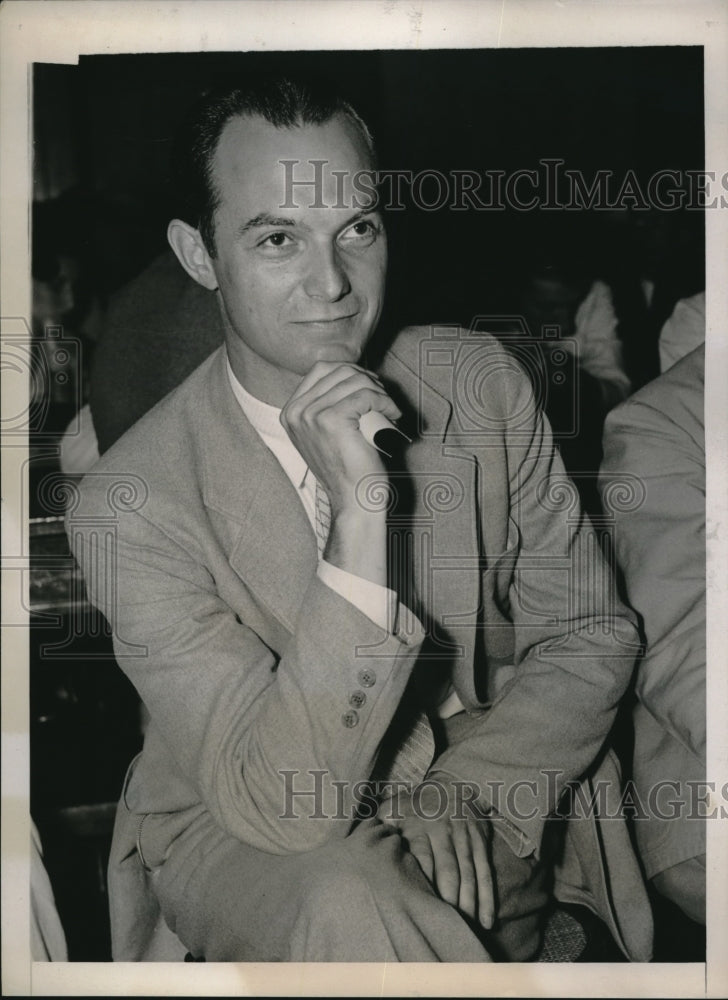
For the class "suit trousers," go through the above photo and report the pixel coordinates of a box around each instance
[144,712,552,962]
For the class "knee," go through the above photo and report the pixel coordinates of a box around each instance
[291,861,387,960]
[289,822,419,960]
[299,822,405,914]
[299,861,377,920]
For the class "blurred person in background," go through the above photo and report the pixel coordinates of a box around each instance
[599,339,706,929]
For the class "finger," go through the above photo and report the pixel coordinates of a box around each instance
[450,819,477,921]
[297,375,396,425]
[292,360,364,398]
[405,832,435,885]
[430,831,461,909]
[288,361,383,405]
[282,365,367,427]
[283,371,389,430]
[469,819,495,929]
[313,386,402,431]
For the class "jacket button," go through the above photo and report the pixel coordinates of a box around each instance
[349,690,367,709]
[357,669,377,688]
[342,710,359,728]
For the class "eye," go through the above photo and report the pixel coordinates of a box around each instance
[259,231,294,249]
[339,218,381,246]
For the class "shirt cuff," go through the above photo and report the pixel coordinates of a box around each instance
[426,766,537,859]
[317,560,423,646]
[488,812,537,859]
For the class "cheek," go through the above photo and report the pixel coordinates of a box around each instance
[221,266,284,322]
[354,255,387,304]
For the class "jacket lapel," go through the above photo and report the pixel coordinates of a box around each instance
[197,349,317,635]
[379,348,482,705]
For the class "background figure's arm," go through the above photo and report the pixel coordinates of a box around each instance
[599,393,705,762]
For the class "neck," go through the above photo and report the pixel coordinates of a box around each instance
[225,343,299,407]
[220,304,302,407]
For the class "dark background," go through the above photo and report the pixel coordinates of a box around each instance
[33,46,705,328]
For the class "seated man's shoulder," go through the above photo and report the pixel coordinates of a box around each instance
[605,342,704,440]
[75,347,225,514]
[382,323,522,412]
[384,323,507,364]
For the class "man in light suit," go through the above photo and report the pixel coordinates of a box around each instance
[600,343,705,925]
[67,77,652,962]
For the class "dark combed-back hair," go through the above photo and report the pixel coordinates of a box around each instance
[172,75,376,256]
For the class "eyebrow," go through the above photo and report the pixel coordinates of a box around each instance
[236,213,297,237]
[236,208,380,240]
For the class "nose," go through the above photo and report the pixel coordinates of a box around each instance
[302,242,351,301]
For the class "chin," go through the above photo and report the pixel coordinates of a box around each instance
[309,343,363,365]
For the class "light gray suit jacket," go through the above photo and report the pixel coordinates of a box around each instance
[600,344,705,880]
[67,326,653,960]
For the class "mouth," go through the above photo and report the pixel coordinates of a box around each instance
[292,313,359,325]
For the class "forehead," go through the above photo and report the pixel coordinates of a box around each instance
[211,112,376,218]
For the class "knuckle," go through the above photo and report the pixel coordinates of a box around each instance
[283,398,301,420]
[407,832,431,849]
[357,386,382,405]
[316,404,337,424]
[312,360,334,375]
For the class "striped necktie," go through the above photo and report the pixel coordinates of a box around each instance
[314,479,332,559]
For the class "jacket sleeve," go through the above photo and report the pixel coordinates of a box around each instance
[67,487,424,855]
[428,361,641,858]
[598,395,705,763]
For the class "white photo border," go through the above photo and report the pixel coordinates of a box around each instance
[2,1,726,996]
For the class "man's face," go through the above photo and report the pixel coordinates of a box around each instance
[207,113,387,405]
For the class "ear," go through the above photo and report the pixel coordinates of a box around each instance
[167,219,219,290]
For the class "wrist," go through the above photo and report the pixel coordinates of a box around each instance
[324,507,387,587]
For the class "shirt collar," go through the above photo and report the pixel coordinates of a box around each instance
[226,355,310,490]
